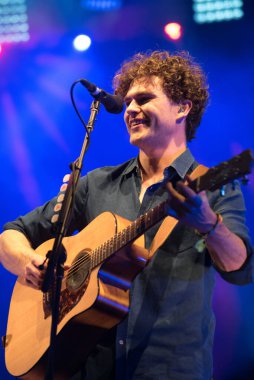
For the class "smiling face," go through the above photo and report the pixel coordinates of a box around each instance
[124,76,187,155]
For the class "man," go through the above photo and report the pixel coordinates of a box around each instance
[0,51,253,380]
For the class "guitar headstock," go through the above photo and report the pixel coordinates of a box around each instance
[191,149,254,193]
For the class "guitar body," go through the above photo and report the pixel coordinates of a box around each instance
[5,211,147,379]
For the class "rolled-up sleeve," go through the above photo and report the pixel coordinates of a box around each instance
[3,176,89,249]
[208,181,254,285]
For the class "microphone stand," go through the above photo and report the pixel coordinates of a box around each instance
[42,100,100,380]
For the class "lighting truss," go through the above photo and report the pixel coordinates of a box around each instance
[193,0,244,24]
[0,0,29,43]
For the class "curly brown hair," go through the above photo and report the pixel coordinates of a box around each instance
[113,50,209,141]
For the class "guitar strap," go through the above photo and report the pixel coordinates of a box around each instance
[149,164,209,257]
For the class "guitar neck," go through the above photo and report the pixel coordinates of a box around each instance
[190,149,253,193]
[91,201,168,268]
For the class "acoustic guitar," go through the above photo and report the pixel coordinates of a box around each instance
[3,150,253,379]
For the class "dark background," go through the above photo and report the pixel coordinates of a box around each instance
[0,1,254,379]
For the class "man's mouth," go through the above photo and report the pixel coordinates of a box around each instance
[129,119,149,128]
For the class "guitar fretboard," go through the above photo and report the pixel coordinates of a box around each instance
[90,201,168,268]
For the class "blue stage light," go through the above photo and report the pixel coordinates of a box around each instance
[80,0,122,11]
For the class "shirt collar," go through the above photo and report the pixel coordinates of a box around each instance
[122,148,195,179]
[122,157,140,177]
[168,148,195,179]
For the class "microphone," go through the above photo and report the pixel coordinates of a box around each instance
[80,79,123,114]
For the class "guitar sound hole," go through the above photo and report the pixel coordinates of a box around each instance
[66,250,91,291]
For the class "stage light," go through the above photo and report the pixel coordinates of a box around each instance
[80,0,122,11]
[0,0,30,43]
[193,0,244,24]
[164,22,182,41]
[73,34,91,52]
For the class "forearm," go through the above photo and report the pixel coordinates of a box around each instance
[0,229,36,277]
[205,222,247,272]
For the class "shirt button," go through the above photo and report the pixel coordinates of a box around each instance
[119,339,124,345]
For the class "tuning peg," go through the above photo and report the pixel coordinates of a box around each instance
[231,180,237,191]
[241,175,249,186]
[219,186,226,197]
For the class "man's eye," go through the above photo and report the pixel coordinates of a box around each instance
[124,96,152,107]
[138,97,150,105]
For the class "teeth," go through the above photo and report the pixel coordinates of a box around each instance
[131,119,146,126]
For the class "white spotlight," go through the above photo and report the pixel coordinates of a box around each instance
[73,34,91,52]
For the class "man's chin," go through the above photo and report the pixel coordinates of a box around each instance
[129,135,142,147]
[129,135,150,150]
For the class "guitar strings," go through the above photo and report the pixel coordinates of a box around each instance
[64,228,131,279]
[67,239,113,274]
[65,254,95,279]
[65,256,98,281]
[65,237,115,279]
[63,221,140,281]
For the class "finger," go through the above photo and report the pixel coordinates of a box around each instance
[198,190,209,201]
[184,174,194,185]
[26,266,44,280]
[31,256,46,269]
[169,199,193,218]
[25,279,38,289]
[25,277,42,290]
[189,194,202,208]
[168,182,200,212]
[166,182,186,203]
[176,181,197,198]
[176,182,203,208]
[25,274,43,290]
[25,263,45,290]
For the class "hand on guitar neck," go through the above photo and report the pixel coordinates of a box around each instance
[166,177,247,272]
[166,176,218,234]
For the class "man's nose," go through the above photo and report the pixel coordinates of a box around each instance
[126,100,141,115]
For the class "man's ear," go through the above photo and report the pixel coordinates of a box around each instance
[177,100,192,116]
[177,100,192,121]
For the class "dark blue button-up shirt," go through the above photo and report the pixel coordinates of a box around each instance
[4,149,253,380]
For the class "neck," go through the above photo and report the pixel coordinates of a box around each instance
[139,144,187,181]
